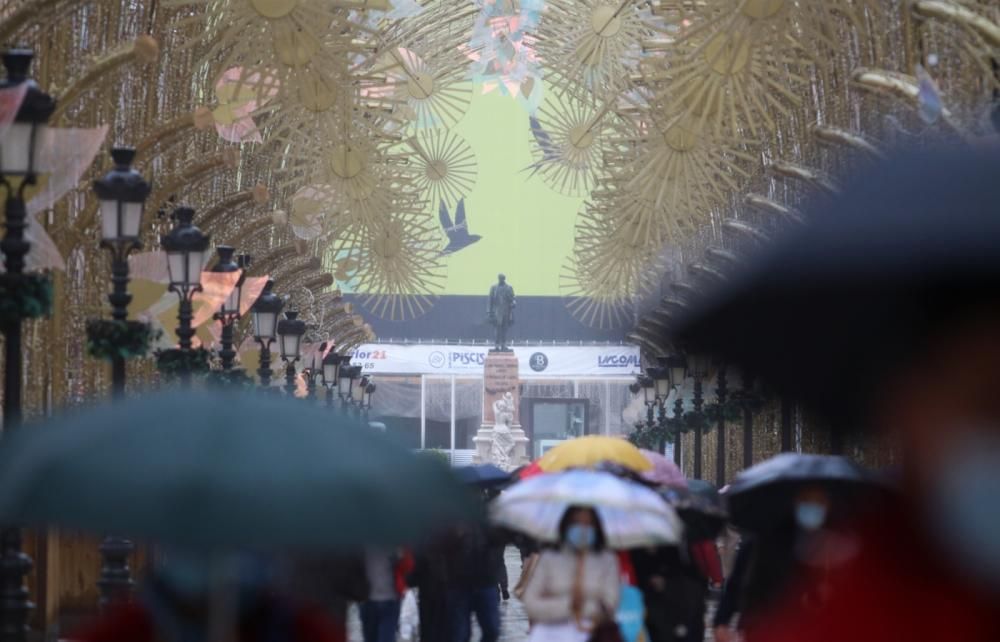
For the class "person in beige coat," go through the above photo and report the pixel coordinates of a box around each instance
[522,506,621,642]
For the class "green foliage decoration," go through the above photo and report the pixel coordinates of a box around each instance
[0,273,52,324]
[86,320,160,360]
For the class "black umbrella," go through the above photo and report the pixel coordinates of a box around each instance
[454,464,511,488]
[660,480,727,540]
[674,145,1000,427]
[724,453,879,532]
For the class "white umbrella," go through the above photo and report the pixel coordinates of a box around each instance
[491,470,683,549]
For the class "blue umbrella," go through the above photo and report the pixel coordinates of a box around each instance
[454,464,511,487]
[0,390,476,552]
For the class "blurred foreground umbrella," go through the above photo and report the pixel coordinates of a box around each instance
[675,145,1000,426]
[454,464,511,488]
[640,449,686,488]
[537,435,652,473]
[725,453,876,532]
[0,391,475,552]
[492,470,682,549]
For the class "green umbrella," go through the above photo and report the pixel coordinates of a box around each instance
[0,390,476,552]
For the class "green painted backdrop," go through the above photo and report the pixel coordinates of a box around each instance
[424,84,583,296]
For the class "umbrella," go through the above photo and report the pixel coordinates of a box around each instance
[513,460,544,480]
[491,470,683,549]
[0,391,476,552]
[724,453,878,532]
[640,449,686,488]
[674,145,1000,426]
[537,436,652,473]
[454,464,511,487]
[661,479,726,540]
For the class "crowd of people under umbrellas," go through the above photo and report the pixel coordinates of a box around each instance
[0,145,998,642]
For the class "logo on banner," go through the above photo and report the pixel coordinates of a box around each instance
[597,354,641,369]
[529,352,549,372]
[428,351,447,368]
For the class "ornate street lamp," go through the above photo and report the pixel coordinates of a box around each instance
[160,206,209,385]
[90,146,151,609]
[250,279,282,388]
[209,246,240,370]
[0,48,54,642]
[276,310,305,396]
[360,377,376,416]
[338,364,361,411]
[322,350,343,408]
[664,355,687,467]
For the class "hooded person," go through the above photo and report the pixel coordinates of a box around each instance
[674,144,1000,641]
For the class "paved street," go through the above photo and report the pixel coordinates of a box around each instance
[348,547,530,641]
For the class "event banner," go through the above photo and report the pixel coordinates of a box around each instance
[349,344,641,377]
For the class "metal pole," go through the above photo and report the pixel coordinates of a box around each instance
[693,376,704,479]
[99,249,134,609]
[218,321,235,371]
[176,296,194,388]
[673,396,683,468]
[284,361,297,396]
[715,367,728,487]
[420,375,426,450]
[257,340,272,388]
[1,185,35,642]
[449,375,456,463]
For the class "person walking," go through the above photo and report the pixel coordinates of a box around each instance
[521,506,621,642]
[359,550,406,642]
[445,520,505,642]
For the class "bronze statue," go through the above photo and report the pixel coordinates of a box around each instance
[487,273,516,351]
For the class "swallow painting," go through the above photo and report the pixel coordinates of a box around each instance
[523,116,560,178]
[439,198,482,255]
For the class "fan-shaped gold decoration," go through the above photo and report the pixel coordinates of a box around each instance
[536,0,651,96]
[526,91,615,197]
[340,215,446,320]
[407,130,479,208]
[375,46,472,129]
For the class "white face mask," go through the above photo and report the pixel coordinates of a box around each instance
[929,433,1000,589]
[795,501,828,531]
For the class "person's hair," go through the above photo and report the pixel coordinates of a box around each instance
[558,505,607,551]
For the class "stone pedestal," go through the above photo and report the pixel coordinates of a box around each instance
[473,351,529,470]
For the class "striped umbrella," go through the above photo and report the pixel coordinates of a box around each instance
[492,470,683,549]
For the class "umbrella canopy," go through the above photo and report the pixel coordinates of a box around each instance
[514,460,544,480]
[640,449,686,488]
[661,480,726,540]
[491,470,682,549]
[674,145,1000,426]
[0,391,476,552]
[725,453,877,532]
[537,436,652,473]
[454,464,511,488]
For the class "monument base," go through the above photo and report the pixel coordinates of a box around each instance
[473,425,529,471]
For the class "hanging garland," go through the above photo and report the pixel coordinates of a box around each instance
[0,273,53,325]
[155,347,212,380]
[86,319,160,360]
[205,367,256,390]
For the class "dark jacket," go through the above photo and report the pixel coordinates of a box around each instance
[445,523,507,590]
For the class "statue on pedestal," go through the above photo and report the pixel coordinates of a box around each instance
[489,392,517,471]
[487,273,515,352]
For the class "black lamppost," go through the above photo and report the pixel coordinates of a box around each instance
[161,206,209,385]
[714,362,728,487]
[276,310,305,396]
[91,147,151,610]
[322,351,343,409]
[359,376,376,417]
[305,345,323,401]
[664,356,687,467]
[0,47,54,642]
[250,279,282,388]
[687,353,712,480]
[338,364,361,412]
[208,246,241,370]
[93,147,150,397]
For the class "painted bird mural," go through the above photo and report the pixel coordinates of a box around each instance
[439,198,482,255]
[523,115,559,178]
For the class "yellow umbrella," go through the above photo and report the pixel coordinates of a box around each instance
[537,436,652,473]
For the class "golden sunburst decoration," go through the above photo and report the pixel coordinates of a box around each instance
[537,0,651,96]
[338,214,445,320]
[371,46,472,129]
[526,90,617,197]
[407,130,479,209]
